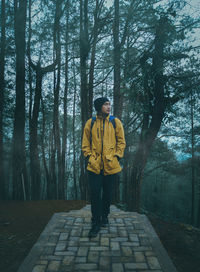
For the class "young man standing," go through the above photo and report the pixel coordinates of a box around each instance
[82,97,126,238]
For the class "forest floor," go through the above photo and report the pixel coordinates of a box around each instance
[0,200,200,272]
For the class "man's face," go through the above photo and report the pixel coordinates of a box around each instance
[101,101,111,114]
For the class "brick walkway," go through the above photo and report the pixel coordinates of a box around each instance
[17,205,177,272]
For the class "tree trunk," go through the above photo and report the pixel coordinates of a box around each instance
[88,0,99,117]
[29,67,42,200]
[61,1,69,200]
[49,128,57,199]
[12,0,28,200]
[53,0,63,199]
[113,0,121,119]
[41,97,50,199]
[72,79,77,199]
[128,17,166,212]
[0,0,6,199]
[79,0,90,200]
[28,1,60,199]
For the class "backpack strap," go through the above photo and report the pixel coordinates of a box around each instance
[91,116,96,131]
[90,117,96,145]
[109,115,116,129]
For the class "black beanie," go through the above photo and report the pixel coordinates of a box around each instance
[94,97,109,112]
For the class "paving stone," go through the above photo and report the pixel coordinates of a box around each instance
[118,228,128,237]
[140,236,150,246]
[111,250,121,256]
[79,237,90,242]
[74,263,97,270]
[100,229,108,234]
[133,246,152,251]
[43,246,55,255]
[54,251,75,256]
[48,236,59,243]
[82,229,89,236]
[67,246,78,252]
[55,242,66,251]
[145,251,156,257]
[59,233,69,240]
[88,251,99,262]
[121,241,136,246]
[126,226,135,231]
[70,228,82,236]
[74,217,84,223]
[109,227,118,233]
[68,236,79,241]
[75,256,87,263]
[79,242,98,246]
[119,256,134,262]
[110,237,128,242]
[131,242,140,246]
[51,232,60,236]
[90,246,109,251]
[110,241,120,250]
[121,246,132,256]
[100,237,109,246]
[100,251,112,257]
[68,240,78,246]
[102,233,116,238]
[62,255,75,265]
[134,251,145,262]
[129,234,139,242]
[90,235,100,241]
[112,263,124,272]
[32,265,46,272]
[147,256,162,269]
[109,218,115,224]
[99,256,110,269]
[124,262,148,270]
[77,246,89,256]
[47,260,61,271]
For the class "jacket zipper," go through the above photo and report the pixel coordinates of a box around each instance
[101,118,105,173]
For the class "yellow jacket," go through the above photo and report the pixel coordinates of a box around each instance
[82,114,126,175]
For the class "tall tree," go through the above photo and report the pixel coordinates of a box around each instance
[12,0,29,200]
[79,0,90,200]
[61,0,70,199]
[113,0,121,118]
[52,0,64,199]
[129,15,176,211]
[28,1,61,200]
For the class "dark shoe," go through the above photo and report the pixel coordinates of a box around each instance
[101,217,109,227]
[88,223,101,238]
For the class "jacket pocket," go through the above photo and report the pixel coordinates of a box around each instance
[105,154,119,171]
[88,153,101,172]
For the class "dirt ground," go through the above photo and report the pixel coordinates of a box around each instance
[0,200,200,272]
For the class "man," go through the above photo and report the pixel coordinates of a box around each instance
[82,97,126,238]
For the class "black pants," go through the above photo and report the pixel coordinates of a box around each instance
[88,171,115,224]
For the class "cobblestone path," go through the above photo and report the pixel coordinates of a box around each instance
[17,205,177,272]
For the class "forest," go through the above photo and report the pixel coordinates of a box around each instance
[0,0,200,228]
